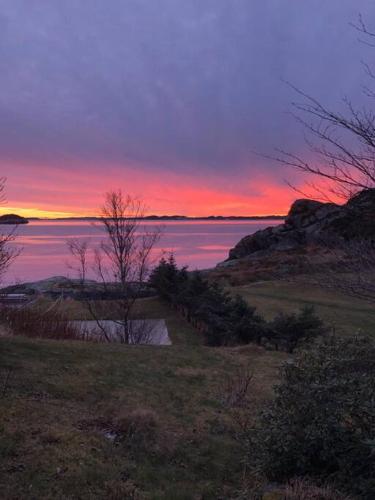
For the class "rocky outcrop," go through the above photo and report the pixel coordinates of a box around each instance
[227,189,375,261]
[0,214,28,225]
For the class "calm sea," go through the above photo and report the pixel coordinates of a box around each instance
[4,219,281,284]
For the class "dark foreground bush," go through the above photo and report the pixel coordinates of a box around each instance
[248,336,375,498]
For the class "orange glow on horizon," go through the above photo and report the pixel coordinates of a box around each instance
[0,161,330,219]
[0,206,79,219]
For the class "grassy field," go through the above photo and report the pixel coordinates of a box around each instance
[232,280,375,336]
[0,336,284,499]
[2,280,373,498]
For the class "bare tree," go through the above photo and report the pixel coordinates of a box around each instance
[266,16,375,303]
[300,236,375,303]
[270,16,375,201]
[0,177,5,205]
[67,238,89,286]
[0,178,20,286]
[68,190,162,343]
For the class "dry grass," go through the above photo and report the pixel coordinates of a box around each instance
[100,406,161,451]
[284,478,353,499]
[0,305,84,341]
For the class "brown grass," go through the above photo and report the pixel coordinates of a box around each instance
[111,407,160,449]
[284,478,353,499]
[0,305,83,341]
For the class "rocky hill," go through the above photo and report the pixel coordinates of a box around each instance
[228,189,375,260]
[0,213,28,225]
[213,189,375,284]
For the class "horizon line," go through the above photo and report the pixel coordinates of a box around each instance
[24,214,286,220]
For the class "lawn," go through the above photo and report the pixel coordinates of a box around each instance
[232,280,375,336]
[2,280,372,498]
[0,336,284,499]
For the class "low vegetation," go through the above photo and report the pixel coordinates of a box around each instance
[246,336,375,498]
[283,478,353,500]
[0,305,83,341]
[267,306,327,353]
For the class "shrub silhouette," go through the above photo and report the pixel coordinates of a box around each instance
[151,257,327,350]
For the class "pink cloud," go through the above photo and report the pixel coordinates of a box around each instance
[0,160,328,217]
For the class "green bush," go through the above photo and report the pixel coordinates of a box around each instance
[249,336,375,498]
[227,295,267,345]
[267,306,328,353]
[149,254,188,303]
[151,257,268,346]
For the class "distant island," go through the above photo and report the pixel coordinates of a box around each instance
[0,214,29,225]
[26,214,285,222]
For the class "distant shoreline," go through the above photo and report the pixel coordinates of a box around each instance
[27,215,285,222]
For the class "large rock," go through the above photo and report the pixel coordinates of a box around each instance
[227,189,375,261]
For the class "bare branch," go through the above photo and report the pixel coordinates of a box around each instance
[66,238,89,285]
[68,190,162,344]
[0,177,6,205]
[0,178,20,285]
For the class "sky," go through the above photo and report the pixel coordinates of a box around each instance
[0,0,375,217]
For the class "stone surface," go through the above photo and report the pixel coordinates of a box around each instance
[227,189,375,261]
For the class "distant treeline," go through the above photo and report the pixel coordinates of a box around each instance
[150,255,326,351]
[27,215,285,222]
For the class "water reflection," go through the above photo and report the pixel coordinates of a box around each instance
[4,219,281,284]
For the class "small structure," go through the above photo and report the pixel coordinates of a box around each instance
[0,293,29,305]
[71,319,171,345]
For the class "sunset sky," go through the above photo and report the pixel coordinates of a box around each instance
[1,0,375,217]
